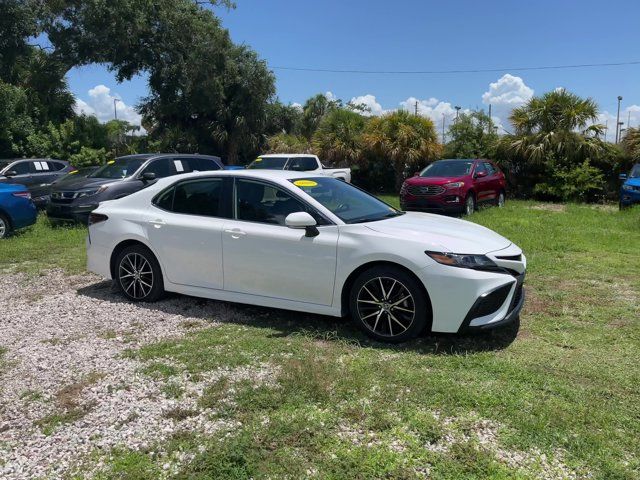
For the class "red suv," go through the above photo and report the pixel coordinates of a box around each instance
[400,159,506,216]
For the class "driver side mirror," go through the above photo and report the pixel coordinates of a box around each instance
[414,172,420,177]
[475,171,488,179]
[285,211,319,237]
[141,172,156,182]
[4,170,18,178]
[619,173,628,181]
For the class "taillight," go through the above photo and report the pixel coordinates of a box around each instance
[12,191,31,199]
[88,213,108,226]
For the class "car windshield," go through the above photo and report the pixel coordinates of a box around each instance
[291,177,404,224]
[420,160,474,177]
[247,157,288,170]
[630,165,640,178]
[89,158,146,179]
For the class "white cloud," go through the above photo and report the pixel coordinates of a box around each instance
[291,102,303,110]
[596,105,640,141]
[73,84,144,133]
[349,94,386,116]
[481,74,534,134]
[324,91,338,102]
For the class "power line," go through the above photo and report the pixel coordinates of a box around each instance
[272,60,640,75]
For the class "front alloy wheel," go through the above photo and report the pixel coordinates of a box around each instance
[0,214,8,239]
[115,245,164,302]
[465,194,476,216]
[350,266,429,343]
[497,191,505,207]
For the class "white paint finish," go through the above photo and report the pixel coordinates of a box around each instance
[87,170,526,333]
[221,220,339,305]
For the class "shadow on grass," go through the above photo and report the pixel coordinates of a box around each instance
[77,280,519,356]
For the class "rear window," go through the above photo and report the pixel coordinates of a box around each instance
[247,157,288,170]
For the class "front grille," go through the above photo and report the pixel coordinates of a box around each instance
[496,254,522,262]
[407,184,445,196]
[508,284,524,313]
[50,191,79,204]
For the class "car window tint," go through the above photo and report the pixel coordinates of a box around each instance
[287,157,317,171]
[172,179,224,217]
[154,187,175,211]
[10,162,31,175]
[475,163,487,175]
[48,161,64,171]
[235,179,312,226]
[484,162,496,175]
[142,158,176,178]
[175,157,220,173]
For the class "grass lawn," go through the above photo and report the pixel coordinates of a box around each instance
[3,201,640,479]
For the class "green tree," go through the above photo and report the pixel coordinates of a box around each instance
[301,94,341,139]
[363,110,441,189]
[266,133,312,155]
[312,109,366,165]
[622,127,640,162]
[0,82,34,157]
[443,110,498,159]
[265,101,303,136]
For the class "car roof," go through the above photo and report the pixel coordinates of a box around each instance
[0,158,67,162]
[116,153,222,161]
[152,169,325,189]
[258,153,316,158]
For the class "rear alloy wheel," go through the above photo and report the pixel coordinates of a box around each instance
[115,245,164,302]
[350,266,429,343]
[496,191,505,207]
[464,194,476,216]
[0,214,9,239]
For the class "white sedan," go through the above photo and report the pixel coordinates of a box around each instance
[87,170,526,342]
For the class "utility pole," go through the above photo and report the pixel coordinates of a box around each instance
[414,101,418,116]
[615,96,622,143]
[441,114,445,144]
[627,110,632,132]
[113,98,121,121]
[454,106,461,124]
[488,104,492,134]
[604,120,608,142]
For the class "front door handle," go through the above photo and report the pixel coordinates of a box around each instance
[224,228,247,238]
[149,219,166,228]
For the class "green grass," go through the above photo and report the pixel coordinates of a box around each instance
[3,201,640,478]
[0,214,87,273]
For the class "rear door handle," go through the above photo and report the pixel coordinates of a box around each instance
[224,228,247,238]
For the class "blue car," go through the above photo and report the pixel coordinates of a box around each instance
[620,164,640,210]
[0,183,38,238]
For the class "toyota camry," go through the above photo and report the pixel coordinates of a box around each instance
[86,170,526,342]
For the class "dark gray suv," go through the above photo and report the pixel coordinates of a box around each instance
[47,153,224,224]
[0,158,73,207]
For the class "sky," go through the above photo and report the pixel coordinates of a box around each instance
[70,0,640,139]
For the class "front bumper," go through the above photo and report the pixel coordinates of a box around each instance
[400,194,464,214]
[620,187,640,206]
[46,202,98,224]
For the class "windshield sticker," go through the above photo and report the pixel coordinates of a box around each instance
[174,160,184,172]
[34,162,42,171]
[294,180,318,187]
[254,158,262,162]
[107,160,115,165]
[69,170,78,175]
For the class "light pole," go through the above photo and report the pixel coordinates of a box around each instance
[615,96,622,143]
[454,106,461,124]
[113,98,121,121]
[441,113,445,144]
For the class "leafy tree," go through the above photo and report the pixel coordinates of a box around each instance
[363,110,441,189]
[312,109,366,165]
[266,133,312,155]
[265,101,303,136]
[0,82,34,157]
[443,110,498,159]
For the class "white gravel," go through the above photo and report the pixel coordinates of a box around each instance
[0,270,276,479]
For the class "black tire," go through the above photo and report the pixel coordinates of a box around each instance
[619,200,626,211]
[349,266,430,343]
[115,245,165,302]
[0,213,11,239]
[464,193,476,216]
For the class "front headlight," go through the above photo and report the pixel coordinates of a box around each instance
[444,181,464,189]
[622,184,634,191]
[77,185,108,198]
[426,251,499,271]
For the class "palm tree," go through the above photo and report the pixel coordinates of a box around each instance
[622,127,640,161]
[363,110,441,189]
[312,108,365,165]
[502,89,605,164]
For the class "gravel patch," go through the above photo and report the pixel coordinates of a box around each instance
[0,270,277,479]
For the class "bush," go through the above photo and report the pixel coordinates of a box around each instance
[533,159,605,202]
[69,147,109,168]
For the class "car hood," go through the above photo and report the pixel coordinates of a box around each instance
[365,212,512,254]
[625,177,640,187]
[405,176,465,186]
[51,174,121,191]
[0,183,28,193]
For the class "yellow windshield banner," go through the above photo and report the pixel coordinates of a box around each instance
[107,160,115,165]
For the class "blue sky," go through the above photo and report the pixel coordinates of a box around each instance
[70,0,640,136]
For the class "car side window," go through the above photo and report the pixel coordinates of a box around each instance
[287,157,318,172]
[174,157,221,174]
[9,162,31,175]
[483,162,496,175]
[474,163,487,177]
[48,161,66,171]
[30,161,51,173]
[235,179,318,226]
[172,179,224,217]
[154,186,175,211]
[142,158,177,178]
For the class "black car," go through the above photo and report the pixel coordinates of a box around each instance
[47,153,224,224]
[0,158,74,207]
